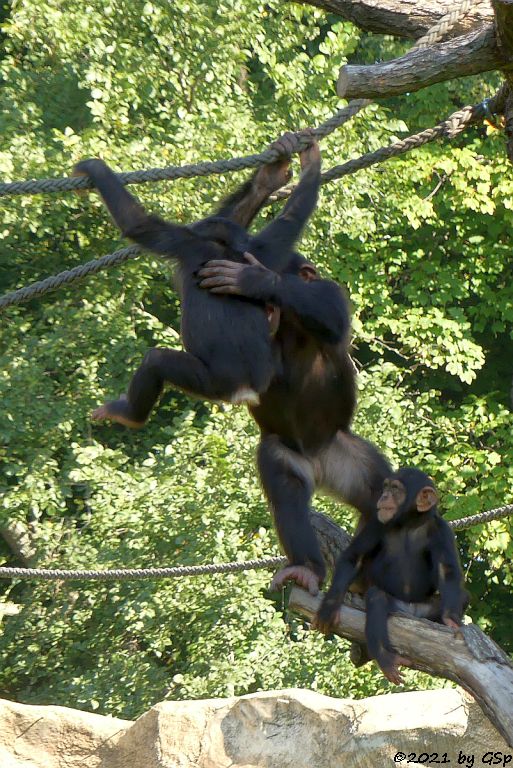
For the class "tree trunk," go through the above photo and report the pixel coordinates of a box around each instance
[1,522,36,566]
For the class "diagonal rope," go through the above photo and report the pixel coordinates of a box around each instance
[0,1,475,199]
[0,91,503,312]
[0,101,368,198]
[270,93,498,201]
[0,245,141,309]
[414,0,476,48]
[0,502,510,581]
[450,502,513,531]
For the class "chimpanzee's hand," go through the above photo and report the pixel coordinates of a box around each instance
[198,252,278,298]
[256,132,297,192]
[72,158,107,196]
[297,129,321,172]
[312,595,341,635]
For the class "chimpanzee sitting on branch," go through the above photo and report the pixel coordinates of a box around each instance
[198,148,391,597]
[314,468,469,684]
[73,131,320,426]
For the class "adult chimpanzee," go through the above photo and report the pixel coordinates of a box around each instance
[314,468,468,684]
[198,145,391,597]
[73,132,318,427]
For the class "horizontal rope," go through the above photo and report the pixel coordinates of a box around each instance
[0,503,510,581]
[0,556,287,581]
[0,92,502,313]
[0,100,369,198]
[450,503,513,531]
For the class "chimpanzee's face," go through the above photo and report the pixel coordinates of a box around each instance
[377,478,406,523]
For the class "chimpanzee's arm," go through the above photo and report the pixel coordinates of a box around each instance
[251,143,321,259]
[215,163,290,228]
[73,159,199,258]
[199,260,349,345]
[432,519,468,625]
[264,273,350,344]
[214,177,269,228]
[215,133,295,227]
[315,521,383,632]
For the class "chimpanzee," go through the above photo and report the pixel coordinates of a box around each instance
[72,132,318,427]
[198,153,391,596]
[314,468,468,684]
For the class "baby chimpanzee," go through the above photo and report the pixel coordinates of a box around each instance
[73,133,320,426]
[315,468,468,684]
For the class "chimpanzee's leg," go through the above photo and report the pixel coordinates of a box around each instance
[365,586,410,685]
[257,435,325,594]
[317,431,391,527]
[92,347,254,428]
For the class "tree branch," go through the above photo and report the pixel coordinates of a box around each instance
[1,522,36,566]
[286,0,494,39]
[289,586,513,748]
[337,26,506,100]
[493,0,513,61]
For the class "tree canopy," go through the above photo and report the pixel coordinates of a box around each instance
[0,0,512,719]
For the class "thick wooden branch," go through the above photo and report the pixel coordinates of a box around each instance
[337,26,506,100]
[290,586,513,748]
[287,0,494,39]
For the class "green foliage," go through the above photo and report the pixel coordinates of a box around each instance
[0,0,512,719]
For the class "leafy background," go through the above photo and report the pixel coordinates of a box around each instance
[0,0,511,719]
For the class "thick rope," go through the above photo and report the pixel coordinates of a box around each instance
[414,0,476,48]
[0,101,368,198]
[0,556,288,581]
[0,503,510,581]
[0,245,141,309]
[270,94,497,201]
[0,1,475,199]
[450,503,513,531]
[0,92,502,312]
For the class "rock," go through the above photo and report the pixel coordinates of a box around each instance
[0,688,508,768]
[0,698,129,768]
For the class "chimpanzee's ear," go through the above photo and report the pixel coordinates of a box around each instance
[416,486,438,512]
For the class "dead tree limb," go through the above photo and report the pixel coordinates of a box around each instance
[1,522,36,566]
[287,0,494,39]
[310,511,351,573]
[289,586,513,748]
[337,26,506,99]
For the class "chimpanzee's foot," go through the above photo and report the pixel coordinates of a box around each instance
[380,654,411,686]
[270,565,321,596]
[91,395,146,428]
